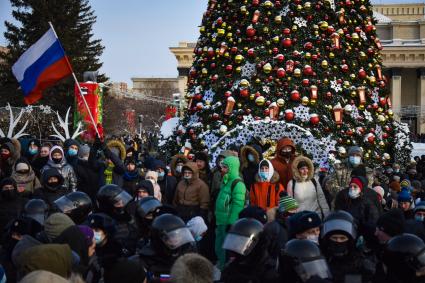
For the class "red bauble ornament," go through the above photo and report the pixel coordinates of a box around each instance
[217,17,223,25]
[225,65,233,72]
[283,28,291,35]
[304,42,313,50]
[240,89,249,97]
[326,91,333,99]
[276,54,285,62]
[303,65,313,75]
[212,113,219,120]
[231,47,238,54]
[225,91,232,97]
[302,79,310,86]
[282,38,292,48]
[264,108,270,116]
[367,134,375,143]
[248,48,255,57]
[341,64,349,72]
[310,114,320,125]
[285,110,295,121]
[246,26,256,37]
[291,90,301,101]
[277,68,286,78]
[252,0,260,6]
[272,47,279,54]
[358,68,367,79]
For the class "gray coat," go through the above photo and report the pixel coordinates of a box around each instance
[41,146,77,191]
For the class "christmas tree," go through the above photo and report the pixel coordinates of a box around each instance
[162,0,411,168]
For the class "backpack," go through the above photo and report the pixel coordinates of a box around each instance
[230,178,249,207]
[291,178,325,219]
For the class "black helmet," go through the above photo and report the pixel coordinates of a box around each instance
[87,213,116,237]
[96,184,132,213]
[322,210,357,240]
[136,197,162,219]
[150,213,195,258]
[54,191,92,224]
[383,233,425,280]
[23,199,49,225]
[282,239,332,282]
[223,218,263,256]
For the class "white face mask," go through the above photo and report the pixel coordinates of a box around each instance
[306,234,319,244]
[349,156,362,166]
[176,165,182,173]
[349,188,361,199]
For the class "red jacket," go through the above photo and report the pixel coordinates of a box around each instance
[271,137,295,188]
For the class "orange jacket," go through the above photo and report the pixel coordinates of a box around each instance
[271,137,295,188]
[250,171,285,210]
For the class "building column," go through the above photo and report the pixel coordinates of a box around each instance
[177,67,189,117]
[390,68,402,119]
[417,68,425,133]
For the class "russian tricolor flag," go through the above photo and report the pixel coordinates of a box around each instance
[12,27,72,105]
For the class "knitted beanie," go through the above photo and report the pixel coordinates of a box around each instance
[350,177,364,191]
[279,195,299,213]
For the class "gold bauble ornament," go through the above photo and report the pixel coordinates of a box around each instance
[350,90,357,97]
[240,79,250,88]
[378,115,386,122]
[200,26,205,33]
[343,81,350,88]
[329,52,335,59]
[235,54,244,64]
[292,25,298,32]
[359,51,367,60]
[277,98,285,107]
[310,99,317,106]
[294,68,302,77]
[264,0,273,8]
[235,66,241,73]
[202,68,208,75]
[305,52,311,60]
[351,33,360,42]
[272,36,280,43]
[255,96,266,106]
[302,96,309,105]
[275,15,282,24]
[226,32,233,38]
[296,4,303,11]
[369,76,376,84]
[240,5,247,13]
[304,2,312,10]
[388,109,394,117]
[263,26,269,33]
[263,63,272,74]
[250,94,255,100]
[379,141,385,148]
[255,78,261,84]
[321,60,329,68]
[364,153,370,159]
[358,104,365,110]
[350,73,356,81]
[320,21,329,31]
[323,78,329,85]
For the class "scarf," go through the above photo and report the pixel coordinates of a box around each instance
[105,163,114,185]
[123,170,139,181]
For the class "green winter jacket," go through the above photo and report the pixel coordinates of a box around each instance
[215,156,246,225]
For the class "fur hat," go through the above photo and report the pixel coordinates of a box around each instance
[170,253,214,283]
[348,146,363,157]
[289,211,321,237]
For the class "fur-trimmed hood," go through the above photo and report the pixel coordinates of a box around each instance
[170,154,188,176]
[240,145,262,170]
[182,161,199,181]
[291,155,315,182]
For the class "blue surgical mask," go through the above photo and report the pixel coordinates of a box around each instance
[247,154,255,163]
[195,235,203,242]
[94,232,104,245]
[68,148,78,157]
[416,215,425,222]
[349,156,361,166]
[158,172,165,178]
[29,148,38,155]
[259,172,268,181]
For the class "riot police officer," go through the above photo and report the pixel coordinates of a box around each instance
[133,213,195,282]
[221,218,280,283]
[382,233,425,283]
[96,184,138,255]
[22,198,49,225]
[280,239,333,283]
[54,191,92,224]
[321,210,374,282]
[135,196,162,241]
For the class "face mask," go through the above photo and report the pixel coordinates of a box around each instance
[349,188,361,199]
[306,234,319,244]
[247,154,255,163]
[158,171,165,179]
[94,232,104,245]
[416,215,425,222]
[280,151,292,158]
[47,181,60,189]
[176,165,182,173]
[328,241,349,257]
[52,157,62,164]
[183,175,192,180]
[68,149,78,157]
[1,153,10,160]
[17,170,30,175]
[195,235,203,242]
[395,169,400,173]
[259,172,268,181]
[349,156,361,166]
[29,148,38,155]
[1,189,17,200]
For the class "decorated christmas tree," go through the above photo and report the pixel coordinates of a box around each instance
[161,0,411,168]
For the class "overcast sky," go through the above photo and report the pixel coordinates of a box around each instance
[0,0,422,86]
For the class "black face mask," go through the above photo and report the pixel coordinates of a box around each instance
[46,181,60,191]
[2,189,18,200]
[280,151,292,158]
[327,241,350,258]
[52,157,62,164]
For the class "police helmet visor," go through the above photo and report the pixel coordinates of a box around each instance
[139,199,161,217]
[25,213,46,225]
[160,227,194,250]
[113,190,132,208]
[322,219,356,239]
[54,195,75,214]
[222,233,256,256]
[294,258,332,282]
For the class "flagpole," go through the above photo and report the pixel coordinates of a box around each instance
[48,22,100,138]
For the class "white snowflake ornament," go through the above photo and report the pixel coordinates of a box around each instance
[241,62,257,78]
[280,5,290,16]
[294,17,307,27]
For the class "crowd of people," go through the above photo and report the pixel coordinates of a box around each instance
[0,134,425,283]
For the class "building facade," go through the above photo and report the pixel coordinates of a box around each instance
[168,3,425,134]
